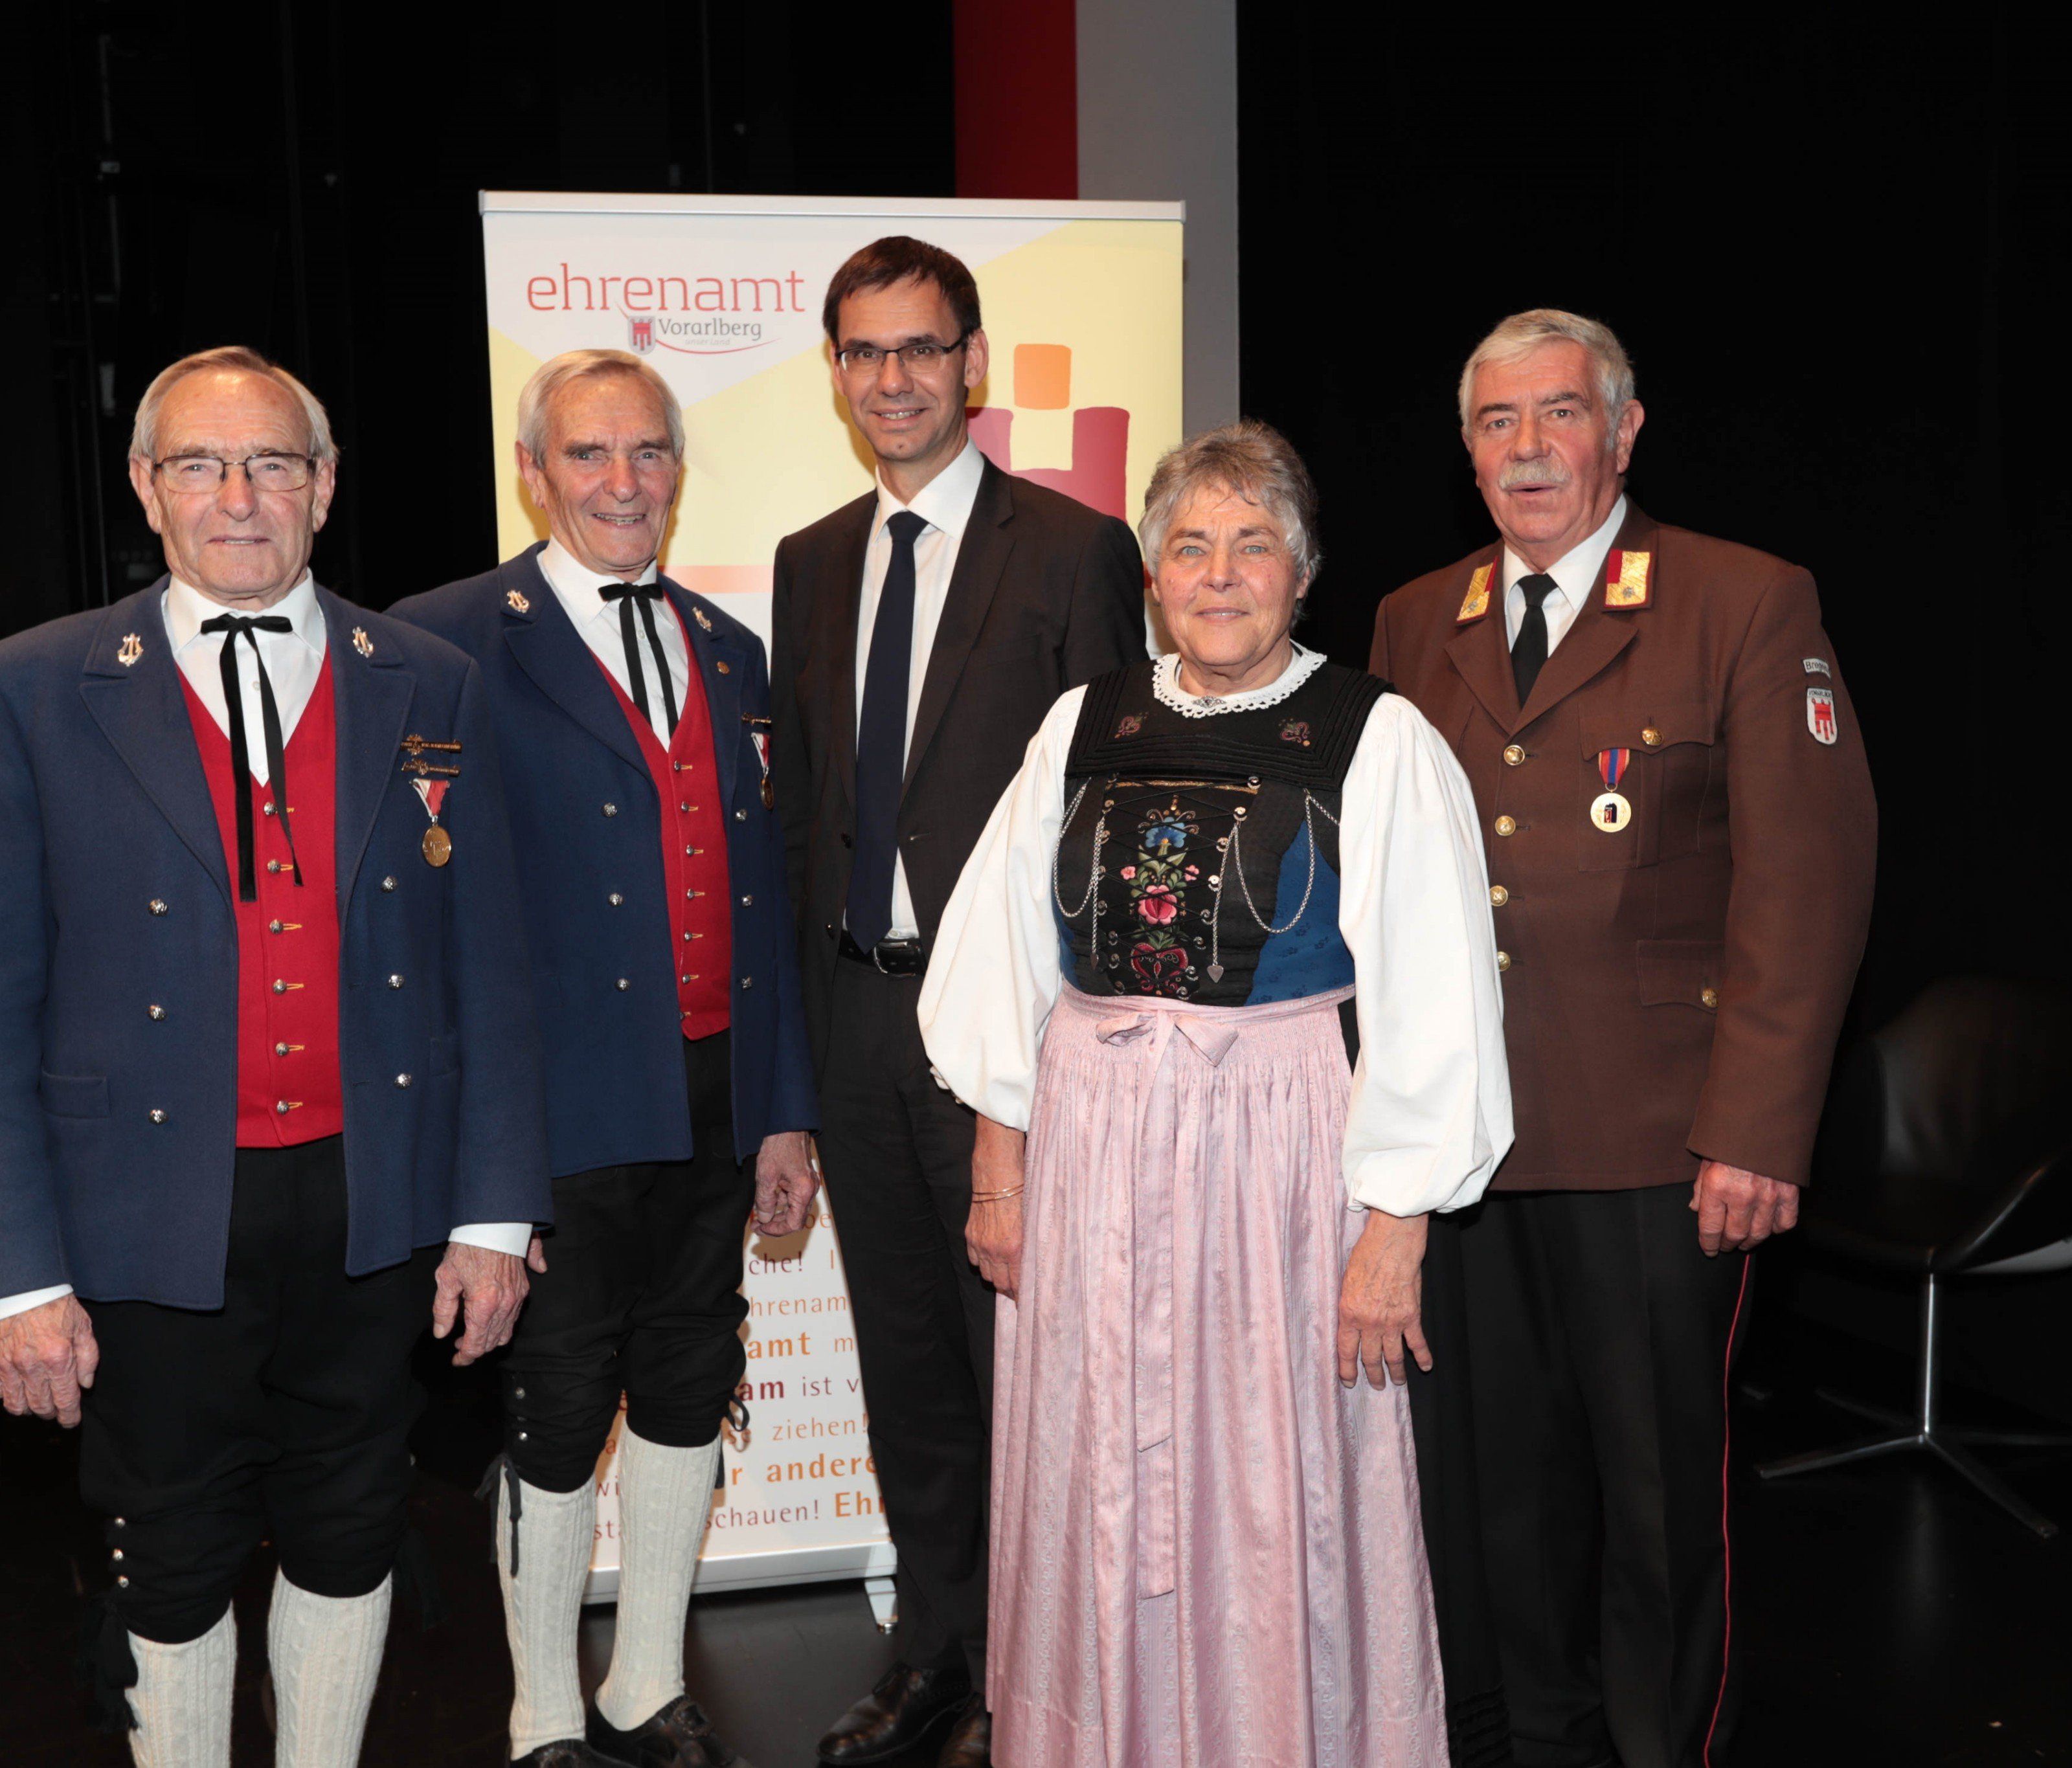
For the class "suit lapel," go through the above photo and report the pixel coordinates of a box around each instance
[499,548,648,776]
[1441,546,1522,733]
[77,583,232,904]
[322,587,414,910]
[1513,504,1658,727]
[662,579,742,809]
[903,462,1013,796]
[828,499,873,809]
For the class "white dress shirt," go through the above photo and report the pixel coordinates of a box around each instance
[918,648,1515,1215]
[537,539,691,748]
[1502,494,1628,658]
[0,574,530,1323]
[165,572,329,752]
[853,438,987,941]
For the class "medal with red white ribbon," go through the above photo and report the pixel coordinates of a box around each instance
[413,778,453,866]
[1592,747,1632,833]
[743,712,775,809]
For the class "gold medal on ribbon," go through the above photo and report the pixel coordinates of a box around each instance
[413,778,453,866]
[745,713,776,813]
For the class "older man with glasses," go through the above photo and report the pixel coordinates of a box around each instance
[0,345,548,1768]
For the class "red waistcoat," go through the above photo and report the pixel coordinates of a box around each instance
[181,661,345,1145]
[596,625,732,1038]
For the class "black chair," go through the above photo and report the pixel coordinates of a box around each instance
[1757,975,2072,1537]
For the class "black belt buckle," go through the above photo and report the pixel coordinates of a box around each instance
[841,930,925,976]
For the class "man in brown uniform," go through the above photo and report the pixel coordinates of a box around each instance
[1370,309,1875,1768]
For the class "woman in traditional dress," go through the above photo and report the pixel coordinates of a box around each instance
[918,420,1515,1767]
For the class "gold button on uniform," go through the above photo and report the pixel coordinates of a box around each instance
[1489,886,1509,907]
[1700,987,1720,1009]
[1642,727,1662,747]
[1494,815,1516,837]
[1503,744,1526,767]
[1496,951,1512,972]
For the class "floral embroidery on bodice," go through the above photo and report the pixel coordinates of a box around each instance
[1053,658,1388,1005]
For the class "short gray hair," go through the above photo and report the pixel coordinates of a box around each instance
[1138,419,1321,588]
[130,346,337,462]
[517,350,684,462]
[1458,309,1636,438]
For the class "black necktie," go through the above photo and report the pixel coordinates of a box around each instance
[199,613,300,902]
[598,583,680,739]
[846,510,928,949]
[1511,573,1559,705]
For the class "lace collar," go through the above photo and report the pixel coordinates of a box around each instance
[1151,643,1327,717]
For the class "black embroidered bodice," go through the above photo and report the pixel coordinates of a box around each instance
[1052,658,1388,1005]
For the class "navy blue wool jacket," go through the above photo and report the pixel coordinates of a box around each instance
[390,545,817,1180]
[0,582,552,1308]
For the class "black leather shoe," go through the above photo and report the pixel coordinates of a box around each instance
[936,1695,991,1767]
[817,1662,973,1764]
[513,1743,625,1767]
[586,1695,754,1767]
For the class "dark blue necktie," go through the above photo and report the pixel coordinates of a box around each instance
[846,509,927,948]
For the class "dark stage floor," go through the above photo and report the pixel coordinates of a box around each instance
[5,1321,2068,1767]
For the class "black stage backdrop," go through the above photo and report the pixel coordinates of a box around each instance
[3,5,954,636]
[1239,13,2072,1416]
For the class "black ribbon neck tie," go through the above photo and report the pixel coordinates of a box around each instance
[600,582,680,739]
[845,510,928,951]
[1511,572,1558,706]
[199,613,301,902]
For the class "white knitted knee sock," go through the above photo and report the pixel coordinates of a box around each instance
[497,1471,598,1757]
[268,1570,392,1768]
[594,1426,720,1733]
[127,1608,236,1768]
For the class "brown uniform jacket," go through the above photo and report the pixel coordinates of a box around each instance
[1369,504,1875,1191]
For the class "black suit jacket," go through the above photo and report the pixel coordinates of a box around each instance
[771,458,1145,1066]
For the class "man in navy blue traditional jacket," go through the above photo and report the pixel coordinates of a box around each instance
[0,347,550,1768]
[393,349,818,1768]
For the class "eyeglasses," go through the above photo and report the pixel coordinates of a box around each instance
[834,332,972,375]
[152,453,317,493]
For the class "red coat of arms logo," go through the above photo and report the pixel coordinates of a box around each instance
[629,315,655,354]
[1807,686,1838,745]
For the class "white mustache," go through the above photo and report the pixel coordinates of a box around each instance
[1498,460,1571,491]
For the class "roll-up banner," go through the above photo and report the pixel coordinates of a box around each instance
[479,193,1186,1608]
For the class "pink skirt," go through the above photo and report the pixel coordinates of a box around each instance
[990,983,1447,1768]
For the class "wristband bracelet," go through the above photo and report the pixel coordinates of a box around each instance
[971,1185,1025,1203]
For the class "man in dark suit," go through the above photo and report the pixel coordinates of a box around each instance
[393,349,816,1768]
[770,237,1145,1768]
[0,346,548,1768]
[1370,309,1876,1768]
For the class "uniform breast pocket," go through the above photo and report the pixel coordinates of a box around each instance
[1577,702,1717,871]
